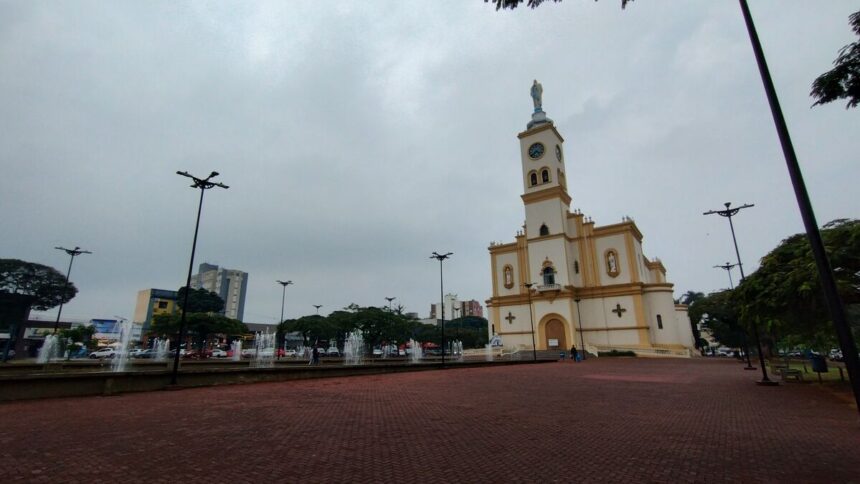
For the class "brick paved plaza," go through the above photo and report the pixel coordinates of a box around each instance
[1,358,857,483]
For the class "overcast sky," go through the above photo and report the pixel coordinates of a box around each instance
[2,1,858,325]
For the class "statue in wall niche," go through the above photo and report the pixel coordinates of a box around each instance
[503,266,514,288]
[531,79,543,111]
[607,251,618,274]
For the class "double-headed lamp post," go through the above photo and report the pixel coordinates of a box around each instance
[429,252,452,365]
[524,283,537,361]
[313,304,322,315]
[172,171,228,386]
[385,297,396,313]
[704,202,774,385]
[713,261,755,370]
[52,246,92,333]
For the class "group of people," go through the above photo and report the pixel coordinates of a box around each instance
[561,344,583,362]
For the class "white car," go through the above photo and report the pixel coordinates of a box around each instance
[89,348,117,359]
[210,348,227,358]
[284,349,297,357]
[241,348,257,358]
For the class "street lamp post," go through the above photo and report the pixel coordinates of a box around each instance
[313,304,322,315]
[452,307,460,341]
[704,202,774,385]
[429,252,452,365]
[52,246,92,334]
[739,0,859,408]
[171,171,228,386]
[385,297,396,313]
[574,298,586,361]
[714,262,755,370]
[524,283,537,361]
[277,280,292,361]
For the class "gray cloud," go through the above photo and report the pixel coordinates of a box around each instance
[2,1,858,324]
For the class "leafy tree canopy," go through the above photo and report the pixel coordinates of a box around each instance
[59,324,96,350]
[176,286,224,314]
[811,11,860,109]
[735,219,860,345]
[688,289,746,349]
[0,259,77,311]
[151,312,247,348]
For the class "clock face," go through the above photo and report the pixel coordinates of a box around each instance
[555,144,562,162]
[528,142,545,159]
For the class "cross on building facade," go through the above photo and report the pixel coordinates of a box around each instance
[505,312,516,324]
[611,304,627,318]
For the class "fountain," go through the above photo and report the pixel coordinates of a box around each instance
[409,339,423,364]
[153,337,171,361]
[230,339,242,362]
[251,330,275,368]
[37,334,61,363]
[485,344,493,362]
[450,340,464,362]
[111,318,134,372]
[343,331,364,366]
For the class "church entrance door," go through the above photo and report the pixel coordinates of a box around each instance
[544,319,566,350]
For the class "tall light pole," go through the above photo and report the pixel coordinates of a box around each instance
[704,202,773,385]
[385,297,396,313]
[452,307,461,341]
[277,280,292,324]
[713,262,755,370]
[313,304,322,315]
[172,170,228,386]
[52,246,91,333]
[739,0,858,409]
[277,280,292,361]
[524,283,537,361]
[430,252,452,365]
[574,298,586,361]
[714,262,738,290]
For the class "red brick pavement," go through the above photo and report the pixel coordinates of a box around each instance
[0,358,857,483]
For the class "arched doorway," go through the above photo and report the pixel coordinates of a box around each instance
[544,319,566,350]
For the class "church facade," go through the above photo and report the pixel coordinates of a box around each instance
[486,83,695,357]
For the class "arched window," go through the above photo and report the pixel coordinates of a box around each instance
[542,267,555,286]
[574,260,580,274]
[539,224,549,236]
[529,172,538,186]
[657,314,663,330]
[541,169,550,183]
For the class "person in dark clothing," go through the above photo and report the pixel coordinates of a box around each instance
[571,344,579,362]
[311,346,320,365]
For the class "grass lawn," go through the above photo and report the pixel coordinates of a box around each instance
[766,359,850,383]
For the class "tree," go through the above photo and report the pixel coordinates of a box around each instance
[486,0,633,10]
[151,312,246,350]
[0,259,77,311]
[734,219,860,350]
[176,286,224,314]
[811,10,860,109]
[688,290,745,351]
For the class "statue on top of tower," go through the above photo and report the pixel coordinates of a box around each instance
[531,79,543,112]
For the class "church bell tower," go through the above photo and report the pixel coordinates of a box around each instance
[518,80,571,240]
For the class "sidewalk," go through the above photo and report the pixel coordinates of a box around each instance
[1,357,857,482]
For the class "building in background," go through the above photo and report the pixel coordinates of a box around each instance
[191,263,248,321]
[429,294,483,320]
[133,288,178,337]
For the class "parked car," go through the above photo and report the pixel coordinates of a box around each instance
[326,347,340,356]
[89,347,117,359]
[372,348,383,356]
[210,348,227,358]
[135,349,157,359]
[283,349,297,357]
[241,348,256,358]
[129,348,147,358]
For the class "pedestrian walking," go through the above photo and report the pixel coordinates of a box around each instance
[571,344,579,362]
[311,346,320,366]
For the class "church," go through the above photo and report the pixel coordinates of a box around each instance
[486,81,695,357]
